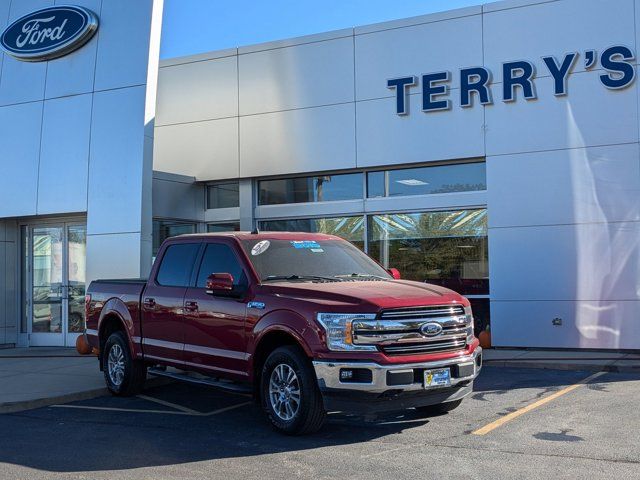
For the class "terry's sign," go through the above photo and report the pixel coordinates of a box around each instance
[0,6,99,62]
[387,46,635,115]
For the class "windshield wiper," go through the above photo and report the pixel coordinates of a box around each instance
[334,273,389,280]
[262,275,341,283]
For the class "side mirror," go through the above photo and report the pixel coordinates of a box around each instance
[388,268,401,280]
[205,273,234,294]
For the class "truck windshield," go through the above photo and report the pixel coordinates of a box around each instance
[240,238,391,282]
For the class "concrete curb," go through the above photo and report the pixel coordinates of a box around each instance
[0,387,109,414]
[483,360,640,373]
[0,377,174,414]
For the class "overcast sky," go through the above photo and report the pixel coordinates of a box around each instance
[160,0,483,58]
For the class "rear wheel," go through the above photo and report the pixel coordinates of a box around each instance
[261,346,326,435]
[102,331,147,396]
[415,399,463,416]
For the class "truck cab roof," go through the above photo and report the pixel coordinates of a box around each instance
[173,231,342,242]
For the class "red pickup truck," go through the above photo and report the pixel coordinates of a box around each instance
[85,232,482,434]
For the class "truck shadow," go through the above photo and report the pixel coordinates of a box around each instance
[0,366,637,474]
[0,403,431,473]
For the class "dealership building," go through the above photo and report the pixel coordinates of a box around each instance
[0,0,638,351]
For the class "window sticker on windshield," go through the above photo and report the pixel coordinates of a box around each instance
[290,240,321,250]
[310,248,324,253]
[251,240,270,256]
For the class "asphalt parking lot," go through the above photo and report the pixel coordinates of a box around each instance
[0,366,639,480]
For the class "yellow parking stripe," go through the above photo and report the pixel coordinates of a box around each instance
[472,371,606,436]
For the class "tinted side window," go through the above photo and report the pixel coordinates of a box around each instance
[156,243,200,287]
[197,243,246,288]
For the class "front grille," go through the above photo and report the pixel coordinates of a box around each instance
[381,338,467,355]
[352,305,470,356]
[379,305,465,320]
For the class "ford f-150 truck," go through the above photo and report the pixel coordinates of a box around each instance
[85,232,482,435]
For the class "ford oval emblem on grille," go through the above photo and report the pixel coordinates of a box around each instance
[420,322,443,337]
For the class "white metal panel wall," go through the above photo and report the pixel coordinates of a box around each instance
[484,0,640,349]
[0,0,52,105]
[356,94,484,168]
[238,35,355,115]
[156,53,238,126]
[45,0,101,99]
[152,173,204,222]
[0,0,164,343]
[155,118,239,179]
[0,102,43,217]
[38,94,93,214]
[239,103,357,177]
[354,12,483,99]
[483,0,636,78]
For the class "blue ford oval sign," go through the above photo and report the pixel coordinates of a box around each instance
[0,5,98,62]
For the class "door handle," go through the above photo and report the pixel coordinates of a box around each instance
[184,301,198,312]
[143,298,156,309]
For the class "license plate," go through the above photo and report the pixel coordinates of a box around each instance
[424,368,451,389]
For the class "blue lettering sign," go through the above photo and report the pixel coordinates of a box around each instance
[543,53,578,96]
[600,46,635,89]
[502,61,537,102]
[460,67,492,107]
[387,45,636,115]
[387,76,417,115]
[422,71,451,112]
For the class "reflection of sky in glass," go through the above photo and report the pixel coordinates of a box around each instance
[260,216,364,243]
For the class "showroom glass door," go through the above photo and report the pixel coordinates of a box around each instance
[25,223,87,347]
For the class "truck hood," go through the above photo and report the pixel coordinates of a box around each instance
[261,279,466,311]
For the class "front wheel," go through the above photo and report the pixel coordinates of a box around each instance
[261,346,326,435]
[102,331,147,396]
[415,399,463,416]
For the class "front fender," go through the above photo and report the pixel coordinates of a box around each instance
[251,309,324,356]
[248,309,324,380]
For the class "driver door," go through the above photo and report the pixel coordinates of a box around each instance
[183,241,249,379]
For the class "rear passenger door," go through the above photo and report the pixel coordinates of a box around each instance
[141,242,201,367]
[183,241,249,379]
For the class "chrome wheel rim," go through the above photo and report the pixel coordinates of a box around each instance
[107,344,125,386]
[269,363,301,421]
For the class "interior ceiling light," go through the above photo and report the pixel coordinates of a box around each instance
[396,179,428,186]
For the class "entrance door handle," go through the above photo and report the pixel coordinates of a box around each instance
[184,301,198,312]
[143,298,156,309]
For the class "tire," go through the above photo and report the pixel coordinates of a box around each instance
[415,399,463,416]
[260,346,326,435]
[102,331,147,396]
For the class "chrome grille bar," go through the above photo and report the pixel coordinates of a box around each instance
[352,304,471,355]
[382,338,467,354]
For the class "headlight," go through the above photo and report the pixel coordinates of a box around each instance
[316,313,378,352]
[464,305,475,342]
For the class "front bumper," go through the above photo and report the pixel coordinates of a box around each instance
[313,347,482,394]
[312,347,482,413]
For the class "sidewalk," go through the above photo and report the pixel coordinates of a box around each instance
[483,348,640,372]
[0,347,107,413]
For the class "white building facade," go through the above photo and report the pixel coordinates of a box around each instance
[0,0,163,347]
[1,0,639,350]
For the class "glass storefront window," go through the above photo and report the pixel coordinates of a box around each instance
[259,216,365,250]
[152,220,197,257]
[367,162,486,198]
[259,173,363,205]
[207,181,239,209]
[367,209,489,295]
[207,222,241,233]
